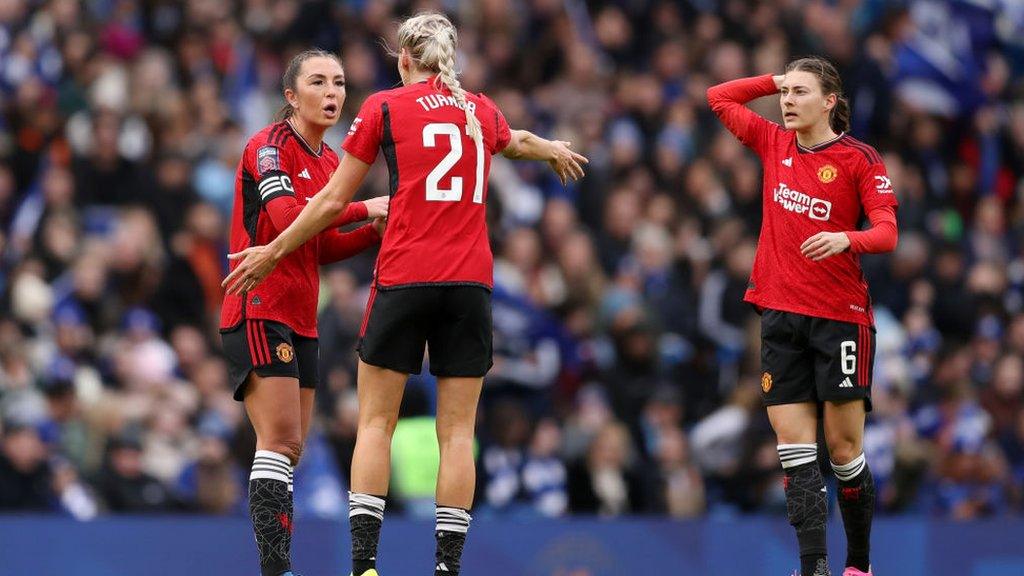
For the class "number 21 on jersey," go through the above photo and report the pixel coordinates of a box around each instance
[422,122,485,204]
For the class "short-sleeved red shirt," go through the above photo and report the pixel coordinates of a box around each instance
[342,78,511,289]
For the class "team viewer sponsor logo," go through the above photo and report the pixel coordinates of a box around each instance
[771,182,832,221]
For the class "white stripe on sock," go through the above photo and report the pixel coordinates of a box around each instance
[349,491,386,520]
[254,450,291,466]
[831,452,866,481]
[778,443,817,469]
[436,506,471,534]
[250,469,290,483]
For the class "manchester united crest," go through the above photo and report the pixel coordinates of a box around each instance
[817,164,838,183]
[276,343,294,363]
[761,371,773,393]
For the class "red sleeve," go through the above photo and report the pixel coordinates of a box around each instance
[855,150,899,214]
[333,201,368,226]
[318,224,381,265]
[341,94,384,165]
[264,197,368,233]
[478,93,511,154]
[845,205,898,254]
[706,74,782,155]
[246,140,298,205]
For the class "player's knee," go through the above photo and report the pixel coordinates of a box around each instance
[775,429,815,446]
[436,426,473,452]
[263,438,302,466]
[827,440,858,465]
[359,413,399,441]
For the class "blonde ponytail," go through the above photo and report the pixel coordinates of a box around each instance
[396,12,482,144]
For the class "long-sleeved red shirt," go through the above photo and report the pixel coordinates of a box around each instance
[221,121,381,336]
[707,75,899,326]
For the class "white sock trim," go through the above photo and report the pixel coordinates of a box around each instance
[831,452,866,481]
[254,450,292,466]
[250,469,290,483]
[436,506,472,534]
[778,443,817,469]
[251,451,292,483]
[349,491,386,520]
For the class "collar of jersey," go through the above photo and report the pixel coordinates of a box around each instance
[285,119,324,157]
[796,131,845,154]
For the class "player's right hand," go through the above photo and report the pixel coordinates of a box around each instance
[222,244,282,295]
[547,141,589,185]
[363,196,390,219]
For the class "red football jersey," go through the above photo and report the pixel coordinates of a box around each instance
[708,75,899,326]
[220,121,378,337]
[342,77,512,288]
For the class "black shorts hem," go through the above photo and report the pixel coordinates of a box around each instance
[429,359,493,379]
[357,347,421,375]
[762,395,873,412]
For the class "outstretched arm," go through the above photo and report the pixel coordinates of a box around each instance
[501,129,589,185]
[223,153,372,294]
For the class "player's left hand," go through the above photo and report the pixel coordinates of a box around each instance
[222,244,282,295]
[800,231,850,261]
[548,141,589,185]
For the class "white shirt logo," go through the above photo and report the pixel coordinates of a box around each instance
[772,182,832,221]
[298,168,311,180]
[874,175,893,193]
[347,118,362,136]
[782,157,793,167]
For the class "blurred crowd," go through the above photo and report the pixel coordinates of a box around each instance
[2,0,1024,521]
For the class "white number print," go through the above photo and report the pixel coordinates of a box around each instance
[840,340,857,375]
[422,122,484,203]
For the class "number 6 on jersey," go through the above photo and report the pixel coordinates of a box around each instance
[423,122,485,204]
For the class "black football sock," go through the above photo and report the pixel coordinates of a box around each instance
[779,444,829,575]
[250,450,294,576]
[833,453,873,572]
[349,492,386,576]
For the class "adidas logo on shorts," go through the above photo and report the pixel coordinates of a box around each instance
[839,377,854,388]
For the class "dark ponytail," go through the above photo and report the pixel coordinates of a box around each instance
[274,48,343,122]
[785,56,850,133]
[831,95,851,134]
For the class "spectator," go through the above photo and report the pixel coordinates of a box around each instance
[567,421,644,516]
[96,434,179,513]
[0,0,1023,520]
[0,423,54,511]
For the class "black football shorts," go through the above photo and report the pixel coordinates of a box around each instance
[357,284,493,377]
[221,319,319,401]
[759,308,874,411]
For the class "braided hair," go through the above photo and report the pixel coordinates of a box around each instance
[395,13,482,145]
